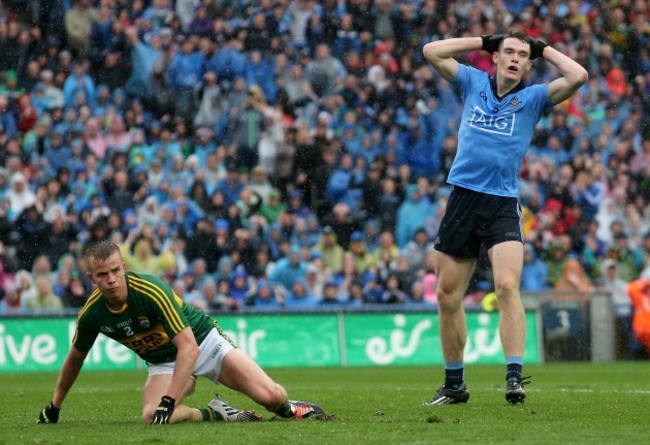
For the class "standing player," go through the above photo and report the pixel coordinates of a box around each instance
[38,241,328,424]
[422,31,587,404]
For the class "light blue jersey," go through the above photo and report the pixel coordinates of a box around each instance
[448,64,554,197]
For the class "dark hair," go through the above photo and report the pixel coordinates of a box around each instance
[501,30,533,51]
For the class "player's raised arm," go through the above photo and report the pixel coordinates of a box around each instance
[422,37,483,81]
[37,346,88,424]
[543,44,589,104]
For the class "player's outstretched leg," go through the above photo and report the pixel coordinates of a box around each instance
[505,376,530,405]
[207,395,263,421]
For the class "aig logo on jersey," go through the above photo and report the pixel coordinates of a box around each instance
[468,106,516,136]
[138,317,151,329]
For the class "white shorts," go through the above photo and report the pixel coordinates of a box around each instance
[147,328,235,384]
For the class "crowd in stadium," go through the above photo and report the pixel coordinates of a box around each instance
[0,0,648,323]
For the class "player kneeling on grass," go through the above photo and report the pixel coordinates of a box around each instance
[38,240,329,425]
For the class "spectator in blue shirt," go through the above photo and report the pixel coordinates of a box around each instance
[268,244,306,292]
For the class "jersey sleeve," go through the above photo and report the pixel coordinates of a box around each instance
[451,63,472,99]
[526,83,554,121]
[72,308,100,353]
[129,273,190,339]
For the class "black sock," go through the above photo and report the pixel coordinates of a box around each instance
[444,365,464,390]
[506,363,523,381]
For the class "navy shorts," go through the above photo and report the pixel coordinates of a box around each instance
[434,186,523,258]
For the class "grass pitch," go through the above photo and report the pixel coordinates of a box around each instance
[1,362,648,445]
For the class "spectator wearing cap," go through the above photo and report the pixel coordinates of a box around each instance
[348,230,376,275]
[321,279,347,307]
[0,69,25,103]
[286,189,311,219]
[229,266,253,306]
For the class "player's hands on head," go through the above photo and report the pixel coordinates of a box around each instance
[481,34,505,53]
[151,395,175,425]
[37,402,60,424]
[529,38,548,60]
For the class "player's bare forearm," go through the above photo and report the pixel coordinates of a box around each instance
[52,347,87,408]
[545,46,588,104]
[167,328,200,400]
[423,37,481,81]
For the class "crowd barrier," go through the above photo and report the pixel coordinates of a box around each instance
[2,291,616,373]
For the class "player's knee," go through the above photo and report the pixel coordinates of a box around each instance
[436,291,462,311]
[142,406,156,424]
[494,279,519,300]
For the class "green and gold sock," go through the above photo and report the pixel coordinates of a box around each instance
[200,407,225,422]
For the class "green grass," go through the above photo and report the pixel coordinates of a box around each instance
[1,362,649,445]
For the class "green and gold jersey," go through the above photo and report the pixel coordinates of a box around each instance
[72,271,215,364]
